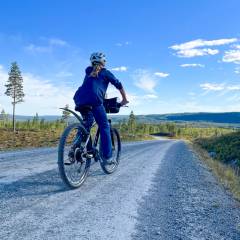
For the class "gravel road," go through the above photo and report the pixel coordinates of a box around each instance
[0,140,239,240]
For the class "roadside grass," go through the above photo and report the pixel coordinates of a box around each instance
[0,129,62,151]
[195,131,240,166]
[0,129,154,151]
[120,133,155,142]
[189,142,240,201]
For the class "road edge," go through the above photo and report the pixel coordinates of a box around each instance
[187,140,240,202]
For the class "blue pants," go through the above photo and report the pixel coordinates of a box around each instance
[79,104,112,159]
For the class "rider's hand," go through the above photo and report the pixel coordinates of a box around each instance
[120,99,129,106]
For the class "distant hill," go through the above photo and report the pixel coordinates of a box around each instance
[135,112,240,124]
[11,112,240,125]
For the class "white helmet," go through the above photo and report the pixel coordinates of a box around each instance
[90,52,106,65]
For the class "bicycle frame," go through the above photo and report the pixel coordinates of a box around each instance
[92,120,114,149]
[58,105,122,188]
[60,107,113,157]
[59,108,83,123]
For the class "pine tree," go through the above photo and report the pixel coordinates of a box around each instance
[128,111,136,134]
[26,119,31,130]
[55,119,61,129]
[5,62,25,132]
[40,118,45,129]
[61,104,71,124]
[32,113,39,129]
[0,109,8,122]
[33,112,39,122]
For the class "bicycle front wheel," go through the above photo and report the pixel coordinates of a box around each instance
[100,128,121,174]
[58,122,91,189]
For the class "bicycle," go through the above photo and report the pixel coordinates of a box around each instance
[58,97,122,189]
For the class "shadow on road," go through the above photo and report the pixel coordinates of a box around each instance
[0,164,106,202]
[0,169,69,200]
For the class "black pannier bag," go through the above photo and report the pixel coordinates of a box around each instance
[103,97,120,114]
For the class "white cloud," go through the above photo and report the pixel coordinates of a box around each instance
[222,50,240,64]
[25,44,51,53]
[200,83,225,91]
[227,85,240,90]
[133,69,159,92]
[115,41,131,47]
[25,37,68,54]
[175,100,231,113]
[21,74,75,114]
[171,38,237,50]
[227,94,240,102]
[106,85,141,111]
[111,66,128,72]
[104,83,240,114]
[180,63,205,68]
[154,72,169,78]
[230,44,240,49]
[116,43,123,47]
[0,64,8,98]
[174,48,219,58]
[143,94,158,99]
[56,71,73,78]
[126,93,141,106]
[170,38,237,58]
[49,38,68,46]
[235,67,240,74]
[0,65,75,115]
[200,82,240,93]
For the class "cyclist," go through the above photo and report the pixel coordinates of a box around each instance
[73,52,129,164]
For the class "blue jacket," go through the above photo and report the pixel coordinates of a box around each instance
[74,66,123,106]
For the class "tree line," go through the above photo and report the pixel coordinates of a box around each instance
[0,109,71,131]
[0,107,233,140]
[113,111,233,139]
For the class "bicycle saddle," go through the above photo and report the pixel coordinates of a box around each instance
[75,105,92,112]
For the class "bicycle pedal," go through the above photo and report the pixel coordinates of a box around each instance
[64,162,73,165]
[82,152,93,158]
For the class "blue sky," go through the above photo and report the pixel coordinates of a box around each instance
[0,0,240,115]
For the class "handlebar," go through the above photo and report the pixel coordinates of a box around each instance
[104,97,128,114]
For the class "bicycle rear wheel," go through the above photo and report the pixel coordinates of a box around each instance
[58,122,91,188]
[100,128,121,174]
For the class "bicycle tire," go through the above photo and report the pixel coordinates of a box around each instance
[58,122,91,189]
[100,128,121,174]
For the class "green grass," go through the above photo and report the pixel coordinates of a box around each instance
[195,131,240,166]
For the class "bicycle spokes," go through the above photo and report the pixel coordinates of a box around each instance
[58,123,91,188]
